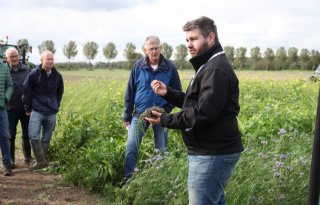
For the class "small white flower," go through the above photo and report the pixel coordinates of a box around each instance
[261,140,268,145]
[278,128,287,135]
[278,194,285,201]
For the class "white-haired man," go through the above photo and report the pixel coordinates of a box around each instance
[123,36,182,179]
[6,47,32,168]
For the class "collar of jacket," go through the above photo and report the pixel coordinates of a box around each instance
[189,42,223,72]
[36,64,58,74]
[142,54,166,70]
[8,62,28,72]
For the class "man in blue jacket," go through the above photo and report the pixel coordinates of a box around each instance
[22,50,64,170]
[6,47,32,168]
[123,36,182,179]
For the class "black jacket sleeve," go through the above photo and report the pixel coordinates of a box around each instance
[161,69,229,130]
[162,86,185,108]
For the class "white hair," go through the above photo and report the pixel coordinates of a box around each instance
[40,50,54,60]
[5,47,19,57]
[144,36,161,49]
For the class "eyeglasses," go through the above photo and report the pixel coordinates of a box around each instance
[148,47,160,51]
[8,55,19,59]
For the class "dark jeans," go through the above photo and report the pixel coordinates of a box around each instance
[7,109,31,162]
[0,109,11,166]
[7,109,30,141]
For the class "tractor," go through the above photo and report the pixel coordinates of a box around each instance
[0,38,34,68]
[309,64,320,82]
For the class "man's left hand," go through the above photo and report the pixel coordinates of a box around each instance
[145,110,162,124]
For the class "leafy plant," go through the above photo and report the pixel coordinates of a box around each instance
[50,76,319,204]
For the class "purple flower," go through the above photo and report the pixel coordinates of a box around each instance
[274,172,281,177]
[274,161,283,170]
[280,154,288,160]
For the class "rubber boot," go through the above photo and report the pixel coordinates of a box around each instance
[3,164,12,176]
[22,137,33,163]
[29,140,47,170]
[9,138,15,169]
[41,141,50,161]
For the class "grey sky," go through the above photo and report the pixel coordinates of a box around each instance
[1,0,157,11]
[1,0,319,64]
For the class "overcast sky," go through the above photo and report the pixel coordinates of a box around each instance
[1,0,319,64]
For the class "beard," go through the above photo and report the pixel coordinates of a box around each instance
[190,41,211,58]
[197,41,211,56]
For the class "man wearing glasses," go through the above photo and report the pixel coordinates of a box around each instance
[123,36,182,180]
[5,48,32,168]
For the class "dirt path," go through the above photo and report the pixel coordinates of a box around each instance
[0,157,100,205]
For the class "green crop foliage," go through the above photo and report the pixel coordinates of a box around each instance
[50,75,319,204]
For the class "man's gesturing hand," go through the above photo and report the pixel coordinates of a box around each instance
[151,80,167,96]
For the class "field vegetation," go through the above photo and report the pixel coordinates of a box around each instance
[49,69,318,204]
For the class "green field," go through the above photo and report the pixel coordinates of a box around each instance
[60,69,314,82]
[51,69,319,204]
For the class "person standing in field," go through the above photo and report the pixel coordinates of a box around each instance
[5,47,32,168]
[145,16,244,205]
[22,50,64,170]
[0,61,13,176]
[123,35,182,179]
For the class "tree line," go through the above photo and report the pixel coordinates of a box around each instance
[16,39,320,71]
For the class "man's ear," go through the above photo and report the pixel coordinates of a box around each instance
[208,32,215,46]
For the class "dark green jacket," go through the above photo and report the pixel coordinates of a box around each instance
[0,63,13,109]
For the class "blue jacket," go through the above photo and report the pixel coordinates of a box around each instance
[124,55,182,122]
[22,65,64,115]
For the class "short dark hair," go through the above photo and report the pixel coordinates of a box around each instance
[183,16,219,43]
